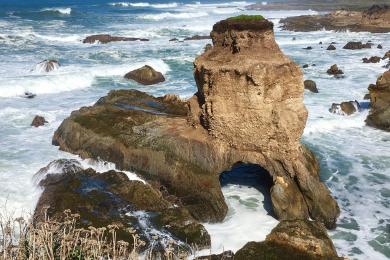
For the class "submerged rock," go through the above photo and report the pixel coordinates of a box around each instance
[124,65,165,85]
[183,35,211,41]
[329,101,360,115]
[31,115,47,127]
[34,160,210,252]
[23,92,36,99]
[363,56,381,63]
[53,16,339,229]
[304,80,318,93]
[327,64,344,76]
[83,34,149,44]
[280,5,390,33]
[366,70,390,131]
[234,220,342,260]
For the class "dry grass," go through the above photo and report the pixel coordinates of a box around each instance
[0,207,184,260]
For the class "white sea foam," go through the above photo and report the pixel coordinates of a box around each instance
[41,7,72,15]
[139,11,208,20]
[110,2,178,8]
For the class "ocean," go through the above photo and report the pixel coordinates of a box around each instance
[0,0,389,259]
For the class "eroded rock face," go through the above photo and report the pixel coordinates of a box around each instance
[366,70,390,130]
[83,34,149,44]
[124,65,165,85]
[53,17,339,229]
[234,220,341,260]
[280,5,390,33]
[34,160,210,252]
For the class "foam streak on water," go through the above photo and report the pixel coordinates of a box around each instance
[0,1,389,259]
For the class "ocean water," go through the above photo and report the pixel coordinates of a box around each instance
[0,0,389,259]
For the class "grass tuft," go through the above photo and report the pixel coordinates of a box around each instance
[227,14,265,21]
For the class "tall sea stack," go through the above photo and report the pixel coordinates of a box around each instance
[52,16,339,229]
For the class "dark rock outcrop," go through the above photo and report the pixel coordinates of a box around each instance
[303,64,309,68]
[343,41,372,50]
[124,65,165,85]
[304,80,318,93]
[378,44,383,49]
[327,44,336,50]
[53,17,339,229]
[31,115,47,127]
[363,56,381,63]
[184,35,211,41]
[329,101,360,115]
[196,251,234,260]
[280,5,390,33]
[327,64,344,76]
[34,160,210,251]
[234,220,341,260]
[83,34,149,44]
[366,70,390,130]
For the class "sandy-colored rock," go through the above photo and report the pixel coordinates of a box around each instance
[124,65,165,85]
[53,17,339,229]
[366,70,390,130]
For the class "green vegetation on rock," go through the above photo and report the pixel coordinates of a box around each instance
[227,15,264,21]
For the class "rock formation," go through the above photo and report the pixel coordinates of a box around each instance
[304,80,318,93]
[124,65,165,85]
[327,64,344,76]
[31,115,47,127]
[82,34,149,44]
[53,17,339,230]
[183,35,211,41]
[329,101,360,115]
[234,220,341,260]
[343,41,372,50]
[366,70,390,130]
[327,44,336,51]
[363,56,381,63]
[280,5,390,33]
[34,159,210,252]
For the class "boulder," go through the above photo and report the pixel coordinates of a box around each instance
[83,34,149,44]
[124,65,165,85]
[304,80,318,93]
[329,101,360,115]
[34,160,210,252]
[303,46,312,50]
[34,60,60,72]
[327,64,344,76]
[327,44,336,50]
[363,56,381,63]
[378,44,383,49]
[183,35,211,41]
[343,41,372,50]
[53,16,339,229]
[234,220,341,260]
[31,115,47,127]
[366,70,390,131]
[23,92,36,99]
[302,64,309,68]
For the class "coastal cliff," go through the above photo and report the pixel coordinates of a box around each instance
[49,16,340,256]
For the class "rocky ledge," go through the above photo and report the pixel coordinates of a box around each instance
[53,16,339,247]
[280,5,390,33]
[83,34,149,44]
[366,70,390,131]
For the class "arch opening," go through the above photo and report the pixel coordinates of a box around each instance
[219,162,276,218]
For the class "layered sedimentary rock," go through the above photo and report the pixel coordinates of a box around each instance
[366,70,390,130]
[280,5,390,33]
[53,17,339,229]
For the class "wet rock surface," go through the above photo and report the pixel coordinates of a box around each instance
[53,17,339,231]
[343,41,372,50]
[327,64,344,76]
[34,159,210,252]
[363,56,381,63]
[184,35,211,41]
[304,80,318,93]
[329,101,360,116]
[366,70,390,130]
[31,115,47,127]
[124,65,165,85]
[280,5,390,33]
[83,34,149,44]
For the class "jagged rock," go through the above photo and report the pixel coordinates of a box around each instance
[304,80,318,93]
[364,93,371,100]
[34,160,210,251]
[378,44,383,49]
[303,64,309,68]
[327,64,344,76]
[363,56,381,63]
[234,220,341,260]
[329,101,360,115]
[34,60,60,72]
[280,5,390,33]
[327,44,336,50]
[53,17,339,229]
[82,34,149,44]
[183,35,211,41]
[124,65,165,85]
[31,115,47,127]
[343,41,372,50]
[366,70,390,131]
